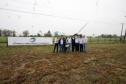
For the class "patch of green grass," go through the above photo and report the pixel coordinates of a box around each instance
[0,37,7,43]
[88,37,121,44]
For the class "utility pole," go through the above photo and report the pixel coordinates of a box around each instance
[120,23,124,42]
[124,29,126,43]
[0,29,1,36]
[124,16,126,43]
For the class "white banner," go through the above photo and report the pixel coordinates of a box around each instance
[8,37,53,46]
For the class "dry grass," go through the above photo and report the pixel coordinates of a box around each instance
[0,44,126,84]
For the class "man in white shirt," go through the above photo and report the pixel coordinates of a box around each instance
[53,37,59,53]
[66,37,72,52]
[85,35,88,52]
[79,35,84,52]
[83,35,88,52]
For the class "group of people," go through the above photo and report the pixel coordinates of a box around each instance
[53,34,88,53]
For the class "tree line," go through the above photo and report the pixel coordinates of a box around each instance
[97,34,119,38]
[0,29,53,37]
[0,29,16,37]
[0,29,123,38]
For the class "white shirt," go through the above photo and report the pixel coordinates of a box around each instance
[54,38,58,43]
[85,36,88,43]
[79,38,84,44]
[60,39,63,45]
[67,38,71,43]
[83,36,88,43]
[75,38,79,43]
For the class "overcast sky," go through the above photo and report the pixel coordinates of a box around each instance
[0,0,126,36]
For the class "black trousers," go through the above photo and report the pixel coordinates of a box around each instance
[75,43,79,51]
[53,43,58,53]
[72,44,75,52]
[80,44,83,52]
[59,44,66,53]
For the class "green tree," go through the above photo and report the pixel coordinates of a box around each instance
[2,29,13,36]
[37,33,41,37]
[12,30,16,37]
[23,30,29,37]
[44,30,52,37]
[54,31,59,37]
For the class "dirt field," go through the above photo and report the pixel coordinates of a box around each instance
[0,44,126,84]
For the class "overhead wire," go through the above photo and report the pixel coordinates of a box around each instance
[0,7,88,22]
[0,0,121,35]
[0,0,119,29]
[76,0,101,34]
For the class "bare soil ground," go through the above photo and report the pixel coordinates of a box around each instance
[0,44,126,84]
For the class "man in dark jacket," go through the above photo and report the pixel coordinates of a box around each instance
[59,35,66,52]
[71,36,75,52]
[75,35,79,52]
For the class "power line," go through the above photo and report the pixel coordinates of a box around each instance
[0,7,88,22]
[0,7,121,25]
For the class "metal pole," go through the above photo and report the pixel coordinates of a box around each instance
[124,29,126,43]
[124,16,126,43]
[77,23,88,34]
[120,23,124,42]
